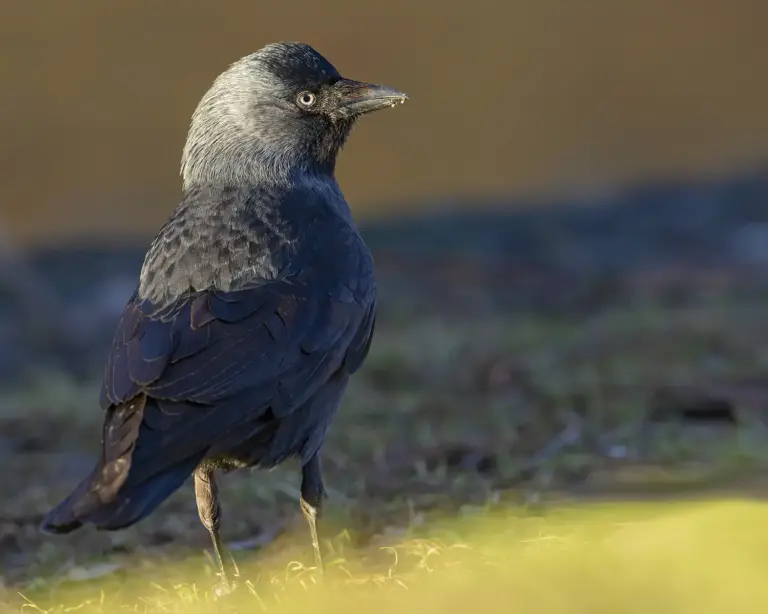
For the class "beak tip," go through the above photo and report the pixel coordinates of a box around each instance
[389,91,408,107]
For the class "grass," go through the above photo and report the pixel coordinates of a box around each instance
[5,499,768,613]
[3,284,768,610]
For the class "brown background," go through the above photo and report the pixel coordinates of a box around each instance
[2,0,767,246]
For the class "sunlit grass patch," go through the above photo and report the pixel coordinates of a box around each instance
[6,498,768,614]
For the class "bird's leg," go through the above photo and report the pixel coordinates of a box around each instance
[300,453,328,576]
[194,466,239,596]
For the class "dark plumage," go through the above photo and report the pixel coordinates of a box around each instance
[40,41,407,592]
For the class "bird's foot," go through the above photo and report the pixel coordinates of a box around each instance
[213,575,238,599]
[300,497,325,579]
[212,561,240,600]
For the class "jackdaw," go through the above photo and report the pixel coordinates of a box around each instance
[40,41,407,593]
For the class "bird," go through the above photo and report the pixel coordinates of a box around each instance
[40,41,408,594]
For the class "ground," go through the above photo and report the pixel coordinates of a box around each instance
[3,180,768,611]
[4,273,768,612]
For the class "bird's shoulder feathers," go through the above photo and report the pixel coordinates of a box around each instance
[139,182,371,306]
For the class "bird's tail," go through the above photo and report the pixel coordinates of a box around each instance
[40,396,206,534]
[39,467,99,534]
[40,455,201,533]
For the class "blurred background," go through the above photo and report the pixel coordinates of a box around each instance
[3,0,768,242]
[3,0,768,600]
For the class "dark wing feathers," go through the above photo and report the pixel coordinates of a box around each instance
[92,276,374,489]
[346,303,376,374]
[101,277,374,424]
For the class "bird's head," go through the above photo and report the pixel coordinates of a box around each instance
[181,42,408,189]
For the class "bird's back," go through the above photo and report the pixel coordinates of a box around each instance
[41,180,376,533]
[135,178,377,453]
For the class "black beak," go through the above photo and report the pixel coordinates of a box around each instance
[334,79,408,117]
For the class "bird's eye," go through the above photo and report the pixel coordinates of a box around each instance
[296,91,317,108]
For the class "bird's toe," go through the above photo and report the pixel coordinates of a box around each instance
[213,578,238,599]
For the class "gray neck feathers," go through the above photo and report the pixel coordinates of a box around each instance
[180,57,348,189]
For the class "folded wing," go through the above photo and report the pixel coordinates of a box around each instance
[97,276,375,484]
